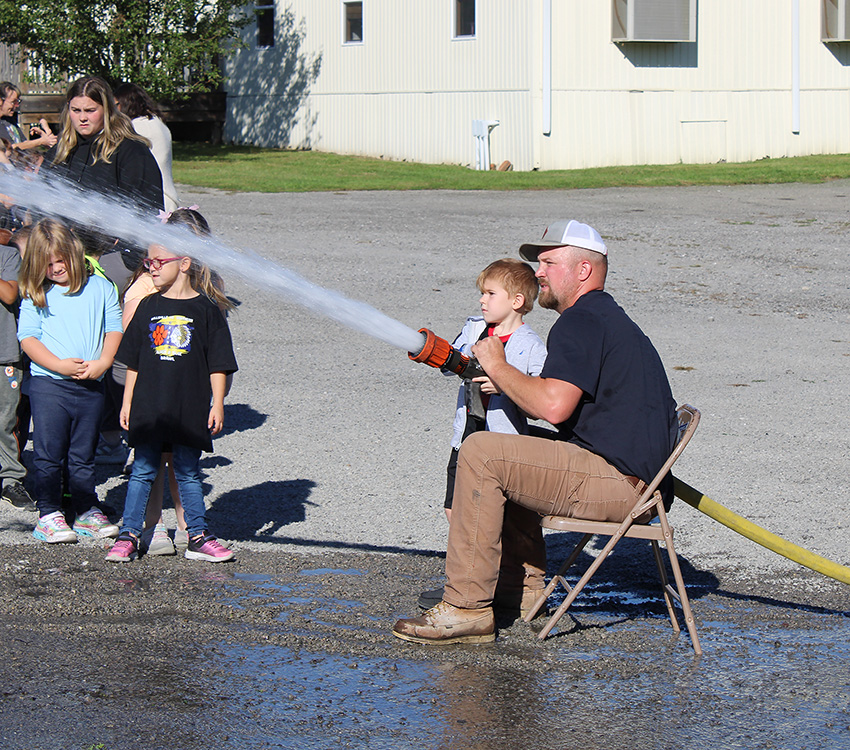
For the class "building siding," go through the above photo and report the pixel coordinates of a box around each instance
[224,0,850,170]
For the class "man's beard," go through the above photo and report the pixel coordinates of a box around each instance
[539,288,559,310]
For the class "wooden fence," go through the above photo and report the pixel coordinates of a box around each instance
[2,45,226,143]
[19,92,226,144]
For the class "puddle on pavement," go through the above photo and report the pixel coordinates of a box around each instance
[211,570,850,750]
[298,567,367,577]
[222,571,382,630]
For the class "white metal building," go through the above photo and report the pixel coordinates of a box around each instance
[223,1,850,170]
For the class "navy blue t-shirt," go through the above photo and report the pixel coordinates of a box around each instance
[540,290,678,504]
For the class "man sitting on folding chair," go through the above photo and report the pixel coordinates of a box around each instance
[393,219,679,645]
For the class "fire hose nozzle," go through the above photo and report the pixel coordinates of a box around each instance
[409,328,485,380]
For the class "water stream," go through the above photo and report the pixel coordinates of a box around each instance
[0,170,426,354]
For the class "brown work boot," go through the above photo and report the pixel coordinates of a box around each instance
[392,601,495,645]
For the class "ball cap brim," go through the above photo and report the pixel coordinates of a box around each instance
[519,219,607,261]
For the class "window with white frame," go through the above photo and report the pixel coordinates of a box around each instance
[344,2,363,44]
[256,0,275,48]
[454,0,475,38]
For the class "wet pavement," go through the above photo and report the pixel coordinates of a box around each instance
[0,543,847,750]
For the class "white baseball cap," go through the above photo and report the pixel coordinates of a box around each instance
[519,219,607,260]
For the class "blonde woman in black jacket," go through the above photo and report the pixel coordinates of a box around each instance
[46,76,164,213]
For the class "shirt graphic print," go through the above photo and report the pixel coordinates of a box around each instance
[150,315,193,360]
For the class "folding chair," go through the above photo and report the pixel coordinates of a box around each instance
[523,404,702,654]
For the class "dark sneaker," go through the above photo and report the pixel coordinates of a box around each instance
[185,532,234,563]
[94,439,129,465]
[392,601,495,645]
[105,532,138,563]
[418,586,444,610]
[1,481,36,511]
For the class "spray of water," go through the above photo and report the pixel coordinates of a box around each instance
[0,170,427,354]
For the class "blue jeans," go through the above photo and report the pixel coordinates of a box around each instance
[29,376,103,517]
[121,442,206,536]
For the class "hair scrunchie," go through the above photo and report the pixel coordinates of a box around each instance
[158,205,200,224]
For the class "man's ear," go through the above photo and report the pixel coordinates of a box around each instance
[577,259,593,282]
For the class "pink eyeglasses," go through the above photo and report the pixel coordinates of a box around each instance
[143,257,182,270]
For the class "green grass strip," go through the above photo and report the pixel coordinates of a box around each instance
[173,144,850,193]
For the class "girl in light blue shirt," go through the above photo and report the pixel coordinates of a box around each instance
[17,218,123,544]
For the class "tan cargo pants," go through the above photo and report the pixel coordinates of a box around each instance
[443,431,644,610]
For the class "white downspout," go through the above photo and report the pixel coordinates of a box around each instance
[543,0,551,135]
[792,0,800,134]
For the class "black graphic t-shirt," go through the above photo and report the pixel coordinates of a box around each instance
[117,293,238,452]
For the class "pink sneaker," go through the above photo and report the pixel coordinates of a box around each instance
[105,533,138,563]
[185,532,234,563]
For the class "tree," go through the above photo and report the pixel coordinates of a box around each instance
[0,0,251,101]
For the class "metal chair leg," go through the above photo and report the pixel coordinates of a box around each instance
[537,523,631,639]
[664,535,702,655]
[650,539,681,632]
[524,533,592,622]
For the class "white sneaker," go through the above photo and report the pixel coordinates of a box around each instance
[140,523,175,556]
[174,529,189,553]
[33,511,78,544]
[72,507,120,539]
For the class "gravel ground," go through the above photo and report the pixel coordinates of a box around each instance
[0,182,848,749]
[176,181,848,572]
[5,179,843,570]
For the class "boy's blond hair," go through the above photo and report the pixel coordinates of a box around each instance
[19,219,89,308]
[476,258,538,315]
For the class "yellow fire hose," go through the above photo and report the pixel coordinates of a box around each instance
[673,477,850,586]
